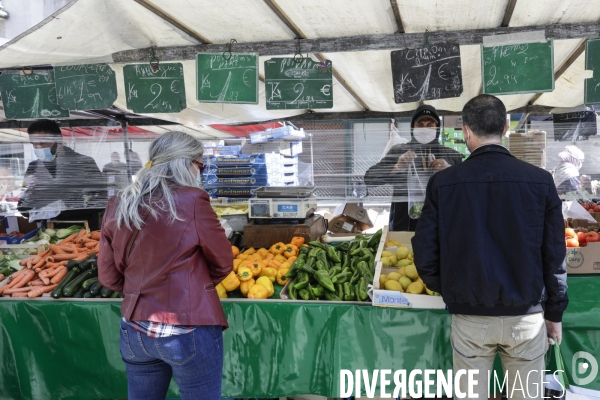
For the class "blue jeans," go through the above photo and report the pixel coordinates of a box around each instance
[119,320,224,400]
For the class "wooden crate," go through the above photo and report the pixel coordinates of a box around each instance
[243,215,326,248]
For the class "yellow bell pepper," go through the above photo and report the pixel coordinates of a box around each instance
[256,276,274,297]
[248,284,269,299]
[286,256,297,266]
[290,236,305,247]
[259,267,277,283]
[277,268,290,286]
[267,259,281,270]
[283,244,298,258]
[243,247,256,255]
[249,262,263,277]
[263,253,275,261]
[257,248,269,258]
[233,259,244,273]
[238,267,253,282]
[247,254,262,263]
[236,254,248,261]
[279,261,291,271]
[216,283,227,298]
[221,271,240,292]
[269,242,285,255]
[274,254,287,264]
[240,278,255,297]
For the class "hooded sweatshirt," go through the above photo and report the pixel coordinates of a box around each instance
[364,105,463,231]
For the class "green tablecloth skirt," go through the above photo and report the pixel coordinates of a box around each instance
[0,276,598,399]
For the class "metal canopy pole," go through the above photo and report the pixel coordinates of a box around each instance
[121,120,133,183]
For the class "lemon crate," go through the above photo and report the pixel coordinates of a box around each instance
[371,226,445,309]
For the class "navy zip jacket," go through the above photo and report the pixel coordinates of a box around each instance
[412,145,568,322]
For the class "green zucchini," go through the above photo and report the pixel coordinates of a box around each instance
[51,267,81,299]
[110,291,120,298]
[89,281,103,296]
[82,278,98,290]
[72,288,86,298]
[66,260,83,270]
[100,286,113,298]
[78,258,97,272]
[83,292,94,298]
[63,268,98,297]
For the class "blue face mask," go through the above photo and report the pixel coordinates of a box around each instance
[34,146,56,162]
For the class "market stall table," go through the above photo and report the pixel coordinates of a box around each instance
[0,276,598,399]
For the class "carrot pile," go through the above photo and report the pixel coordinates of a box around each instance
[0,229,101,299]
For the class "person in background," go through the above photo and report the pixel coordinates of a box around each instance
[18,119,107,229]
[553,145,585,195]
[364,105,462,231]
[413,95,568,399]
[127,149,143,175]
[98,131,232,400]
[103,152,128,188]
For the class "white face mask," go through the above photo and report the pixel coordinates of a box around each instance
[413,127,437,144]
[196,169,202,187]
[34,146,56,162]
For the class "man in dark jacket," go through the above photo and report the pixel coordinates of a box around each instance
[18,120,107,229]
[364,105,462,231]
[412,95,568,399]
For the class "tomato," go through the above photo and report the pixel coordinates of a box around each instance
[565,228,577,239]
[578,232,588,242]
[586,232,600,242]
[593,205,600,212]
[566,237,580,247]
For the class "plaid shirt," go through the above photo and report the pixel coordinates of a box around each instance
[122,318,196,338]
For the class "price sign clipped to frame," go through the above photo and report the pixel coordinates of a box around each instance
[196,53,258,104]
[0,69,70,119]
[123,63,186,113]
[481,40,554,95]
[264,58,333,110]
[391,43,463,103]
[54,63,118,110]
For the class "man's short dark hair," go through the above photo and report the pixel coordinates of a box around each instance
[27,119,62,136]
[462,95,507,138]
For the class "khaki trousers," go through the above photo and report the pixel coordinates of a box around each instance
[451,313,548,400]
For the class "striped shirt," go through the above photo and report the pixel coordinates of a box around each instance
[122,317,196,338]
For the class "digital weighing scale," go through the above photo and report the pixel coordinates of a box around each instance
[248,187,317,221]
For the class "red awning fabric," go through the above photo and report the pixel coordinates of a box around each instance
[209,122,283,138]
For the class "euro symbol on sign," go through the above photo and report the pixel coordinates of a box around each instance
[320,84,331,96]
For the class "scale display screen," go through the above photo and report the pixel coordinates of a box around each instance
[250,200,271,217]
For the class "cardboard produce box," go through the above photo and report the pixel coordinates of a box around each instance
[333,203,378,230]
[566,242,600,274]
[371,227,446,309]
[328,215,362,233]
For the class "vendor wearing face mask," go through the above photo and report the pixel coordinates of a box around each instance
[364,105,463,231]
[17,119,107,229]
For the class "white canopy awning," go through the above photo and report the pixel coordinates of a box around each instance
[0,0,599,136]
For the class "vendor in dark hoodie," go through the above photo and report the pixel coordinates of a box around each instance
[364,105,462,231]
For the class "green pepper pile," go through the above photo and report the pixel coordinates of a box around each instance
[284,229,382,302]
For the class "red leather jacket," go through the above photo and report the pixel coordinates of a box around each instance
[98,187,233,328]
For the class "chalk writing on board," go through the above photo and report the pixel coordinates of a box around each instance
[54,63,117,110]
[391,44,463,103]
[481,40,554,95]
[0,70,69,119]
[123,63,186,113]
[264,58,333,110]
[196,53,258,104]
[585,39,600,104]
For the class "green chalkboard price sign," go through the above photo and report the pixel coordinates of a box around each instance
[264,58,333,110]
[123,63,186,113]
[585,39,600,104]
[54,63,117,110]
[481,40,554,95]
[196,53,258,104]
[0,70,70,119]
